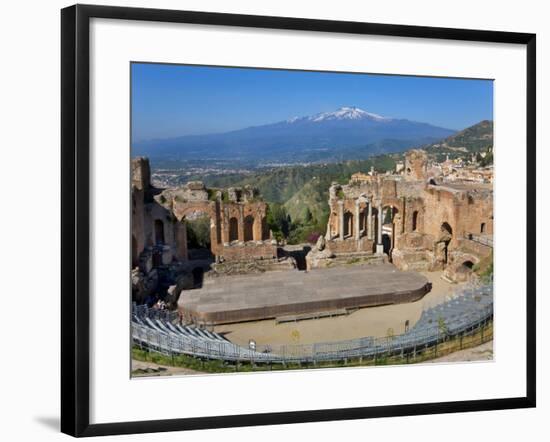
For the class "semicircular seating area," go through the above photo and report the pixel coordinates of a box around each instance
[132,283,493,364]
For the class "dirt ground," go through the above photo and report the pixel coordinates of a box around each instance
[428,340,493,363]
[131,359,200,377]
[214,270,465,346]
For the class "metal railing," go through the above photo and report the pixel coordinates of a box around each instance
[132,283,493,365]
[467,234,493,248]
[133,303,178,323]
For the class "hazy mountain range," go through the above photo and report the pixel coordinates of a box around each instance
[146,117,493,237]
[132,106,456,166]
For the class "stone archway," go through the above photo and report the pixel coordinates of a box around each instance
[359,211,366,234]
[383,206,394,224]
[446,258,478,283]
[229,217,239,242]
[382,233,392,255]
[343,211,353,238]
[441,222,453,236]
[381,205,399,255]
[461,260,475,271]
[185,211,213,261]
[437,222,453,265]
[244,215,254,242]
[412,210,419,231]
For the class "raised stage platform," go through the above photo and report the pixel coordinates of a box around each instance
[178,263,431,325]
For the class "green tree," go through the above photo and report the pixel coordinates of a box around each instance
[437,316,448,338]
[479,151,493,167]
[266,203,290,238]
[186,215,211,249]
[303,207,313,223]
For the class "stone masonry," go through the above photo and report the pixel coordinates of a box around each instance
[131,157,278,303]
[312,149,493,281]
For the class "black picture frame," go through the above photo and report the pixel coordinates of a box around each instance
[61,4,536,437]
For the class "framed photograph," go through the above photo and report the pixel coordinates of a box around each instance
[61,4,536,437]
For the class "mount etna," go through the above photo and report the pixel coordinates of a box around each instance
[132,107,456,167]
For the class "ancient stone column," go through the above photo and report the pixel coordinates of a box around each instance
[326,221,332,241]
[367,199,373,240]
[222,209,230,246]
[253,215,260,241]
[378,202,383,244]
[354,200,361,241]
[176,220,188,261]
[400,197,406,234]
[238,205,245,242]
[338,200,345,240]
[376,200,384,254]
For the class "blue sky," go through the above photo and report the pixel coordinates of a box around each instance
[131,63,493,142]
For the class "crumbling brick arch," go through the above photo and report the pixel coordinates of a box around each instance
[229,217,239,242]
[441,221,453,237]
[184,211,214,260]
[359,210,366,232]
[382,205,399,252]
[382,233,392,254]
[174,203,221,258]
[412,210,419,231]
[382,205,397,224]
[454,259,476,281]
[438,221,454,265]
[444,253,480,282]
[343,211,353,238]
[174,203,216,222]
[461,260,475,270]
[244,215,254,242]
[458,253,480,267]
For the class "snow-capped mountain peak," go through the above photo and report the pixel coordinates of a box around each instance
[305,106,390,123]
[283,107,391,125]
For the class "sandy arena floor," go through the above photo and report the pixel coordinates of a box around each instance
[214,270,463,346]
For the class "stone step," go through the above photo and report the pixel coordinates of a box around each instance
[440,274,456,284]
[276,308,350,324]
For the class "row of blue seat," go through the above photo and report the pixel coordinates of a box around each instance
[131,283,493,363]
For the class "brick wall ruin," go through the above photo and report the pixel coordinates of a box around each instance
[312,150,493,281]
[131,157,277,302]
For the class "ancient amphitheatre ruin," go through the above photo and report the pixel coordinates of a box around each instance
[132,149,493,337]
